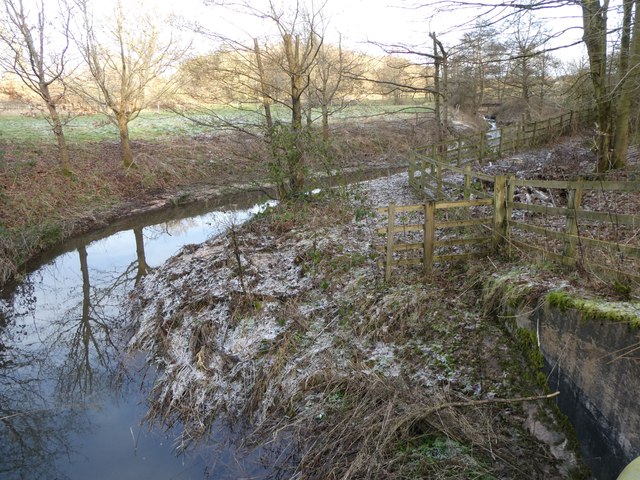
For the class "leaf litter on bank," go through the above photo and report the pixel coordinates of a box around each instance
[127,174,586,479]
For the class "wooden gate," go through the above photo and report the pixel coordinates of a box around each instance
[377,198,494,281]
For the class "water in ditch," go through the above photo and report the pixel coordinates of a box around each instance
[0,167,403,479]
[0,191,280,480]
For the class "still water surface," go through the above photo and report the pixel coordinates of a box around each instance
[0,192,275,479]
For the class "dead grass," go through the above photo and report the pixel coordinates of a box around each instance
[0,117,436,286]
[127,192,586,479]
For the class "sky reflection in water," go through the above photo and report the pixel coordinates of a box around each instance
[0,200,276,480]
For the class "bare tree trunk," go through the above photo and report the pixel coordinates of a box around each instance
[45,99,71,175]
[430,32,447,145]
[283,33,306,194]
[2,0,73,175]
[581,0,616,172]
[117,114,134,168]
[611,0,640,169]
[254,38,273,132]
[321,103,329,142]
[442,46,449,128]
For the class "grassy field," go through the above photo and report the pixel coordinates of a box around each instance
[0,100,439,286]
[0,103,435,144]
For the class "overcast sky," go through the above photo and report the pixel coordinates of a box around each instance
[110,0,580,57]
[12,0,587,63]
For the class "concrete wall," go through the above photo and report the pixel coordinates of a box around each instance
[514,302,640,480]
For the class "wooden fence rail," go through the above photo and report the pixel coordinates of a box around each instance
[497,175,640,283]
[377,199,493,281]
[409,155,494,200]
[381,176,640,284]
[389,108,640,284]
[409,109,593,199]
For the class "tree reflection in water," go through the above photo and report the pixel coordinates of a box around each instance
[0,201,273,479]
[0,226,151,479]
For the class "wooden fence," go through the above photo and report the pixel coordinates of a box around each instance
[380,176,640,284]
[377,199,493,281]
[497,175,640,284]
[409,155,495,200]
[413,109,593,169]
[383,108,640,284]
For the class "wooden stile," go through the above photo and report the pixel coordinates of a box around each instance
[380,200,493,281]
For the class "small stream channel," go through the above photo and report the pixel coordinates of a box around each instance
[0,190,279,479]
[0,168,400,479]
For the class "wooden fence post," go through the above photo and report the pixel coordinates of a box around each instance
[493,175,507,250]
[563,178,584,264]
[457,141,462,166]
[423,201,435,280]
[436,163,443,195]
[464,165,471,201]
[569,110,575,133]
[423,159,429,190]
[506,175,516,256]
[532,121,538,145]
[409,152,416,188]
[385,203,396,282]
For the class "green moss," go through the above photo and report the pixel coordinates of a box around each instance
[481,268,538,315]
[546,291,640,328]
[170,191,192,206]
[546,291,575,311]
[512,323,546,388]
[613,280,632,300]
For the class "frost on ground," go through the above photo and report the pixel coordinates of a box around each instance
[127,173,585,479]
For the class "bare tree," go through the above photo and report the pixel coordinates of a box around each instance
[261,0,324,195]
[361,42,447,137]
[176,0,325,198]
[74,0,185,168]
[431,32,449,143]
[425,0,640,171]
[308,38,364,142]
[0,0,72,174]
[610,0,640,169]
[449,22,502,114]
[373,56,419,105]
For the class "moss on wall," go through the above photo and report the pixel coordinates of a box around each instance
[546,291,640,328]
